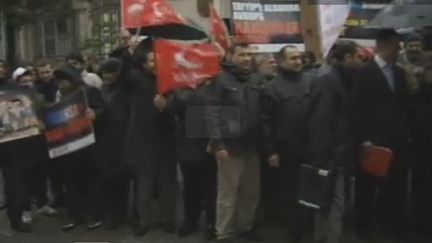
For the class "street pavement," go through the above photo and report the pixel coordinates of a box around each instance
[0,172,429,243]
[0,209,430,243]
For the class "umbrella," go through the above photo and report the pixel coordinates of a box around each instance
[128,20,208,40]
[368,1,432,29]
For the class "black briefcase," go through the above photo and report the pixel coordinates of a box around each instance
[297,163,336,211]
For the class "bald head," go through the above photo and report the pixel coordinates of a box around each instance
[119,28,132,47]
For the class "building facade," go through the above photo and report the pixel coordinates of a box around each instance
[6,0,228,63]
[0,12,6,60]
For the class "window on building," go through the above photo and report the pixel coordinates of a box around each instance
[90,4,120,58]
[41,18,73,57]
[0,12,6,60]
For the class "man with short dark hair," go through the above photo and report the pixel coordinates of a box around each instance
[36,59,58,103]
[406,40,432,236]
[66,51,103,89]
[352,29,411,240]
[261,45,313,242]
[302,51,318,69]
[400,33,427,69]
[399,32,429,92]
[123,39,177,237]
[206,43,263,242]
[308,40,363,243]
[35,59,66,212]
[98,58,131,230]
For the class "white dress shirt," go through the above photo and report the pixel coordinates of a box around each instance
[375,55,395,92]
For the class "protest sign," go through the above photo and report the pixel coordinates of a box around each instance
[231,0,302,44]
[0,91,40,143]
[44,89,95,159]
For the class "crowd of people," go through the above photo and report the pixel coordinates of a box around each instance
[0,27,431,243]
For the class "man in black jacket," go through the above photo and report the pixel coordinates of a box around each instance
[35,59,65,211]
[36,59,60,104]
[351,29,411,240]
[98,58,131,229]
[123,40,177,237]
[166,85,217,240]
[0,59,6,210]
[53,63,105,231]
[206,43,262,242]
[411,62,432,237]
[308,40,363,243]
[109,28,132,59]
[0,61,33,232]
[261,45,313,241]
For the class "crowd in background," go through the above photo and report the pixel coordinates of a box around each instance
[0,27,431,243]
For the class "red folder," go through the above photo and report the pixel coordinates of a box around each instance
[361,145,394,177]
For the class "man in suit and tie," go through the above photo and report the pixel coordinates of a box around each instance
[352,29,411,241]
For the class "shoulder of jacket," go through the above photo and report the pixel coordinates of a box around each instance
[217,70,233,80]
[213,72,232,85]
[266,73,283,85]
[362,61,379,72]
[311,69,341,94]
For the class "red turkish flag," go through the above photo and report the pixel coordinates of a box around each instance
[155,40,221,95]
[122,0,185,29]
[210,4,230,50]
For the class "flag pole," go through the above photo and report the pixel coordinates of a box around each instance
[300,0,324,61]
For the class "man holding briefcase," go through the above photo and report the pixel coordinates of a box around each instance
[307,40,363,243]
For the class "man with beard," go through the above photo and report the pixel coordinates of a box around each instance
[35,59,65,212]
[399,32,432,238]
[66,51,103,90]
[308,40,364,243]
[410,60,432,237]
[399,33,428,76]
[399,33,430,93]
[206,43,263,242]
[123,39,177,237]
[36,59,60,104]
